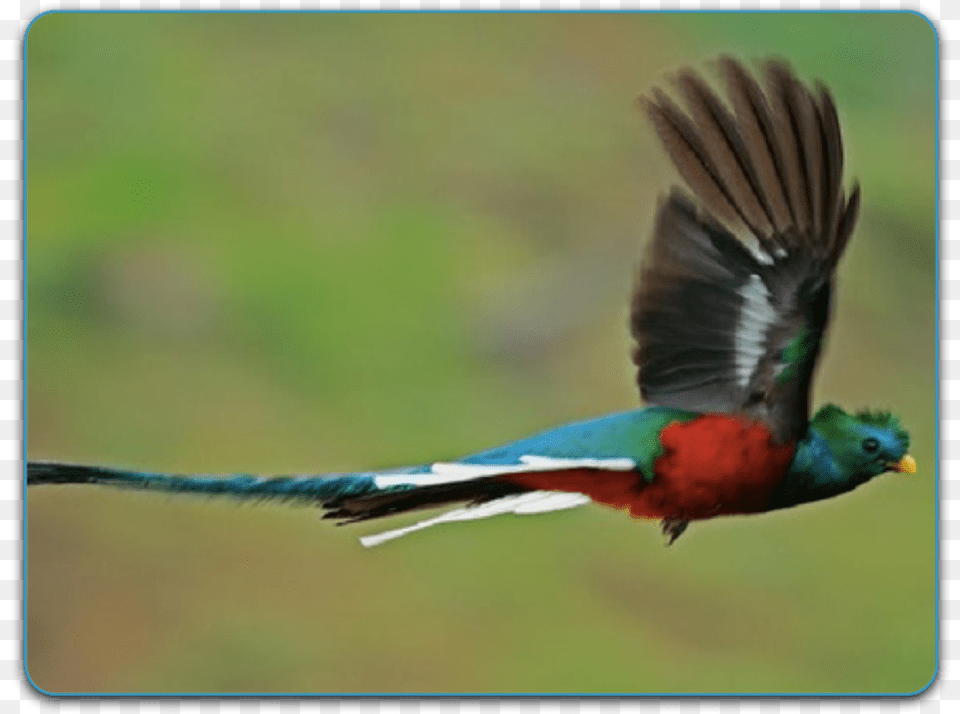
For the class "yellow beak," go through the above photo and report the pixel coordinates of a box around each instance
[894,454,917,474]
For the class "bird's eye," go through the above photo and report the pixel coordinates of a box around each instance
[862,438,880,453]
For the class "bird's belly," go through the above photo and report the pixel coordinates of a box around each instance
[504,415,795,521]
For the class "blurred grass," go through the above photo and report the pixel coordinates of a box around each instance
[25,12,935,694]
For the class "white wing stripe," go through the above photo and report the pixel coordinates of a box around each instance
[735,274,777,387]
[359,491,592,547]
[740,235,776,266]
[373,455,635,488]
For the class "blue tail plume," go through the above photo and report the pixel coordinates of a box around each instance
[28,461,393,508]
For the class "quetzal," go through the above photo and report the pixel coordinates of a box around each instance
[28,57,915,547]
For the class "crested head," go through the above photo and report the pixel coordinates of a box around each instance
[810,404,911,473]
[767,404,914,511]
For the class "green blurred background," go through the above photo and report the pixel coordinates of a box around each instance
[25,12,936,695]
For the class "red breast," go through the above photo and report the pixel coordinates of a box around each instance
[635,415,796,519]
[504,415,796,522]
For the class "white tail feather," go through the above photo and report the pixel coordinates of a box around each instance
[359,491,591,547]
[372,455,635,488]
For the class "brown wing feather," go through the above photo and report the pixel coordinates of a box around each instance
[791,73,825,240]
[640,91,746,234]
[672,68,774,239]
[632,57,859,443]
[818,85,847,253]
[832,183,861,265]
[718,56,794,241]
[763,60,812,239]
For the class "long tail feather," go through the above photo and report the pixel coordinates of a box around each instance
[27,458,610,546]
[27,461,391,505]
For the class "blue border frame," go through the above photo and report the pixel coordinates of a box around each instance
[19,7,942,699]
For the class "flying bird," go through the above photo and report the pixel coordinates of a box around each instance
[28,57,915,546]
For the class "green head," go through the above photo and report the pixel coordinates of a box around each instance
[768,405,915,510]
[811,404,914,478]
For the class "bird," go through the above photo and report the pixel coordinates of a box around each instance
[28,56,916,547]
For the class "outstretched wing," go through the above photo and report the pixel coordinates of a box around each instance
[631,57,860,443]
